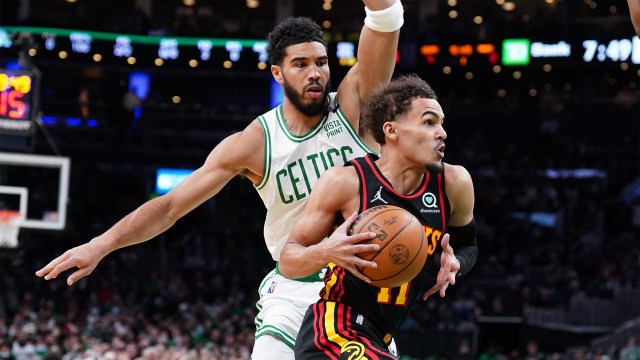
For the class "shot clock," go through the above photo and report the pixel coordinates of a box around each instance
[0,69,37,134]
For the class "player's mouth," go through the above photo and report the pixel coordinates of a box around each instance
[305,84,324,99]
[436,143,445,159]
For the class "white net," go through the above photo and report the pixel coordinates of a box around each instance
[0,210,23,248]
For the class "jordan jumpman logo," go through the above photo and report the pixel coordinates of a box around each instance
[371,186,388,204]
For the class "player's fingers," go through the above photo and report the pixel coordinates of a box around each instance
[354,243,380,253]
[441,233,451,252]
[353,257,377,269]
[348,267,372,284]
[439,281,450,298]
[350,232,377,244]
[67,267,93,286]
[423,285,439,300]
[44,258,78,280]
[343,211,359,229]
[35,253,68,277]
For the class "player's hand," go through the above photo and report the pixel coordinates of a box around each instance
[422,233,460,300]
[321,211,379,284]
[35,240,107,286]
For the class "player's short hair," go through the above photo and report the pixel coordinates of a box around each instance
[362,74,438,144]
[267,17,327,66]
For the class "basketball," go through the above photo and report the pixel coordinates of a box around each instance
[348,205,428,288]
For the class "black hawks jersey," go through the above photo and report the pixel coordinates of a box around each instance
[319,153,451,340]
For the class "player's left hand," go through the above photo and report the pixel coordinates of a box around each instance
[422,233,460,300]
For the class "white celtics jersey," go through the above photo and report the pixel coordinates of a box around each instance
[254,92,374,261]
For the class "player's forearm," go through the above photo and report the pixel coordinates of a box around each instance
[356,0,403,99]
[454,245,478,277]
[279,243,329,279]
[629,0,640,36]
[94,196,177,254]
[363,0,397,11]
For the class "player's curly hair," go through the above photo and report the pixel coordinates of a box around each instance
[362,74,438,145]
[267,17,327,66]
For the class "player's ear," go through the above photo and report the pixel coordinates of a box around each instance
[383,122,397,141]
[271,65,284,85]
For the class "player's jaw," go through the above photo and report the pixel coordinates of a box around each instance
[425,142,445,173]
[283,76,332,117]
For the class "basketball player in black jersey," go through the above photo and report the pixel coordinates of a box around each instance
[279,74,478,359]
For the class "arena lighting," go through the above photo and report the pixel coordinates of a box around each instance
[40,115,57,125]
[65,117,82,127]
[420,44,440,64]
[337,42,356,67]
[156,168,194,195]
[0,30,11,48]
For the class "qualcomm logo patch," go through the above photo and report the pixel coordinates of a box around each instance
[421,192,440,213]
[422,192,437,208]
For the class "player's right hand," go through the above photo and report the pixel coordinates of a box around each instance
[35,241,106,286]
[321,211,379,284]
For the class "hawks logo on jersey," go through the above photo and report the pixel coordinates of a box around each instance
[423,225,443,256]
[340,341,367,360]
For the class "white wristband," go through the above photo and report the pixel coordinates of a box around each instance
[364,1,404,33]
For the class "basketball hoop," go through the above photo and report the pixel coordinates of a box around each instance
[0,210,23,249]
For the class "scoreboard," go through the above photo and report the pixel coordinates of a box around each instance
[0,69,36,134]
[1,26,638,70]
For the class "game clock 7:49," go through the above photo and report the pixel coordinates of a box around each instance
[582,37,640,63]
[0,69,35,133]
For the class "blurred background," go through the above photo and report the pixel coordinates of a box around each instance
[0,0,638,359]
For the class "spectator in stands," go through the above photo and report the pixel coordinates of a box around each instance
[621,335,640,360]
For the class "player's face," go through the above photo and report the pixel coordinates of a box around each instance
[394,98,447,173]
[277,42,331,117]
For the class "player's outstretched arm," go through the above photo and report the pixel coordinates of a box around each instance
[629,0,640,36]
[279,167,378,283]
[423,164,477,300]
[337,0,403,133]
[35,121,265,286]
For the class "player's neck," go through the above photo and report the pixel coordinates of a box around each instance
[280,101,325,136]
[375,155,425,195]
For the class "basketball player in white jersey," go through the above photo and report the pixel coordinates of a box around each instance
[36,1,404,358]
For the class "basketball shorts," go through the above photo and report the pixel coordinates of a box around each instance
[253,264,325,354]
[295,300,397,360]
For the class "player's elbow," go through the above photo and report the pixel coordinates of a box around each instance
[278,244,298,279]
[156,195,181,227]
[279,242,325,280]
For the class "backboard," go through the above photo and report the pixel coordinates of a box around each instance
[0,152,70,230]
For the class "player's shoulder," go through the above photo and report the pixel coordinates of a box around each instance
[443,163,473,192]
[224,119,264,145]
[444,163,471,181]
[215,120,264,161]
[326,163,357,179]
[318,164,358,188]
